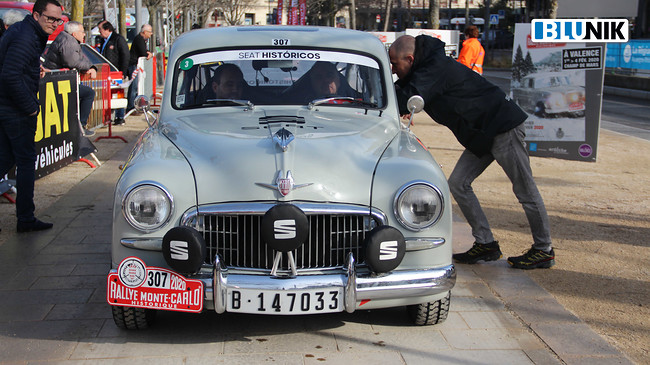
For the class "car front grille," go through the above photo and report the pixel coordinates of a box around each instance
[182,204,384,271]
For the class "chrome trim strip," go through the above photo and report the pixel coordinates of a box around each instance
[207,264,455,313]
[181,202,387,226]
[405,238,446,251]
[213,255,227,314]
[120,238,163,251]
[344,253,356,313]
[355,265,456,300]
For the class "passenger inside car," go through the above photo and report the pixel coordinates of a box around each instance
[282,61,358,104]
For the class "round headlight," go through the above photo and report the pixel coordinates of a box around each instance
[122,184,173,232]
[394,182,444,231]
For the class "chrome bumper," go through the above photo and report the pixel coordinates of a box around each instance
[211,253,455,314]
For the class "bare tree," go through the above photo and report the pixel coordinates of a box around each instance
[429,0,439,29]
[383,0,391,31]
[214,0,257,25]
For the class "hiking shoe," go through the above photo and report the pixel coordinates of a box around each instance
[17,218,53,233]
[507,248,555,269]
[83,128,95,137]
[453,241,502,264]
[113,118,125,125]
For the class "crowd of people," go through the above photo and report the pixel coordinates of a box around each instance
[0,0,154,234]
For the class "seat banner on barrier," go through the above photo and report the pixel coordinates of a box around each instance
[27,70,96,179]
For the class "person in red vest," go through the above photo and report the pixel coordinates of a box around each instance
[458,25,485,75]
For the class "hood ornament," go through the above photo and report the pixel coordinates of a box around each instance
[256,171,312,196]
[273,128,294,152]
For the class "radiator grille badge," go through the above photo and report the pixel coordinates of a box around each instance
[256,171,312,196]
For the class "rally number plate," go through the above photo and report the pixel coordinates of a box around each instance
[227,288,343,314]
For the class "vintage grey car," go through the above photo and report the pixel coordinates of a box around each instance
[512,72,585,118]
[107,26,455,329]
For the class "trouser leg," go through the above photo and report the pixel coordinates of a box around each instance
[78,84,95,128]
[448,149,495,244]
[126,65,138,111]
[0,115,37,223]
[491,123,552,251]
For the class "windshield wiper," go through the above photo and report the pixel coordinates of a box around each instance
[205,98,254,109]
[308,97,378,109]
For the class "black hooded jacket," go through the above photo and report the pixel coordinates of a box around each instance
[395,35,527,157]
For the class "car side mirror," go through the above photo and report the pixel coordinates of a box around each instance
[134,95,155,127]
[406,95,425,128]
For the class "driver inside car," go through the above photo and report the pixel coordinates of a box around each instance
[211,63,245,99]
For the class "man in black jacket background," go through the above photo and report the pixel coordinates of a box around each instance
[98,20,129,125]
[389,34,555,269]
[0,0,62,232]
[126,24,153,114]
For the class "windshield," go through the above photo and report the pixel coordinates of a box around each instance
[535,75,571,88]
[172,49,385,109]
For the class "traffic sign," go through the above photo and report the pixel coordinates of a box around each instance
[489,14,499,25]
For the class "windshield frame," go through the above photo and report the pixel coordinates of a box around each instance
[170,45,388,111]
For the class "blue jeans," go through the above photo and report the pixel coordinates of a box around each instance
[0,113,37,223]
[126,65,138,111]
[79,83,95,128]
[448,123,552,251]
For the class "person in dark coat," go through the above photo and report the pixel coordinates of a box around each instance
[42,20,97,136]
[0,0,63,233]
[97,20,129,125]
[389,34,554,269]
[126,24,153,113]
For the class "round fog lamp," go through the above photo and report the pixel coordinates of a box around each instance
[394,182,443,231]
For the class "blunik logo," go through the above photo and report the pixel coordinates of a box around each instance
[531,19,629,43]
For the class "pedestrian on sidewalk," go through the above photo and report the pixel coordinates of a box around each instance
[42,20,97,137]
[389,34,555,269]
[0,0,63,233]
[97,20,129,126]
[457,25,485,75]
[126,24,153,114]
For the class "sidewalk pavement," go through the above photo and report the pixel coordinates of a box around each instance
[0,115,635,364]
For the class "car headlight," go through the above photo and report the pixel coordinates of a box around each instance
[122,183,173,232]
[394,181,444,231]
[547,93,566,108]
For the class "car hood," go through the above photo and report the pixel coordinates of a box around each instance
[160,108,399,206]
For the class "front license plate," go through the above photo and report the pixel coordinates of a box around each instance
[227,288,343,314]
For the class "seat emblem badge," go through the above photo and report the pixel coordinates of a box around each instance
[256,171,312,196]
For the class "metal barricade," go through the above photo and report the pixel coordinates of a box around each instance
[80,63,111,129]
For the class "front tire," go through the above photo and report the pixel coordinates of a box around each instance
[407,292,450,326]
[111,306,157,330]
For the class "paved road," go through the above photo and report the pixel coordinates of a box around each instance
[484,69,650,141]
[0,116,634,364]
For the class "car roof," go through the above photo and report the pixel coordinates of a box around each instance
[169,26,388,63]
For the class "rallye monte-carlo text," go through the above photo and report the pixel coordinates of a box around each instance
[108,26,455,329]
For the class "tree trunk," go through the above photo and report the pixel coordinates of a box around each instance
[383,0,392,31]
[429,0,439,30]
[119,0,127,37]
[548,0,558,19]
[350,0,356,30]
[71,0,83,23]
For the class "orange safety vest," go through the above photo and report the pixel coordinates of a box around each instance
[458,38,485,75]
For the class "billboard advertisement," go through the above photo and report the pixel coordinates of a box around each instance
[511,24,604,162]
